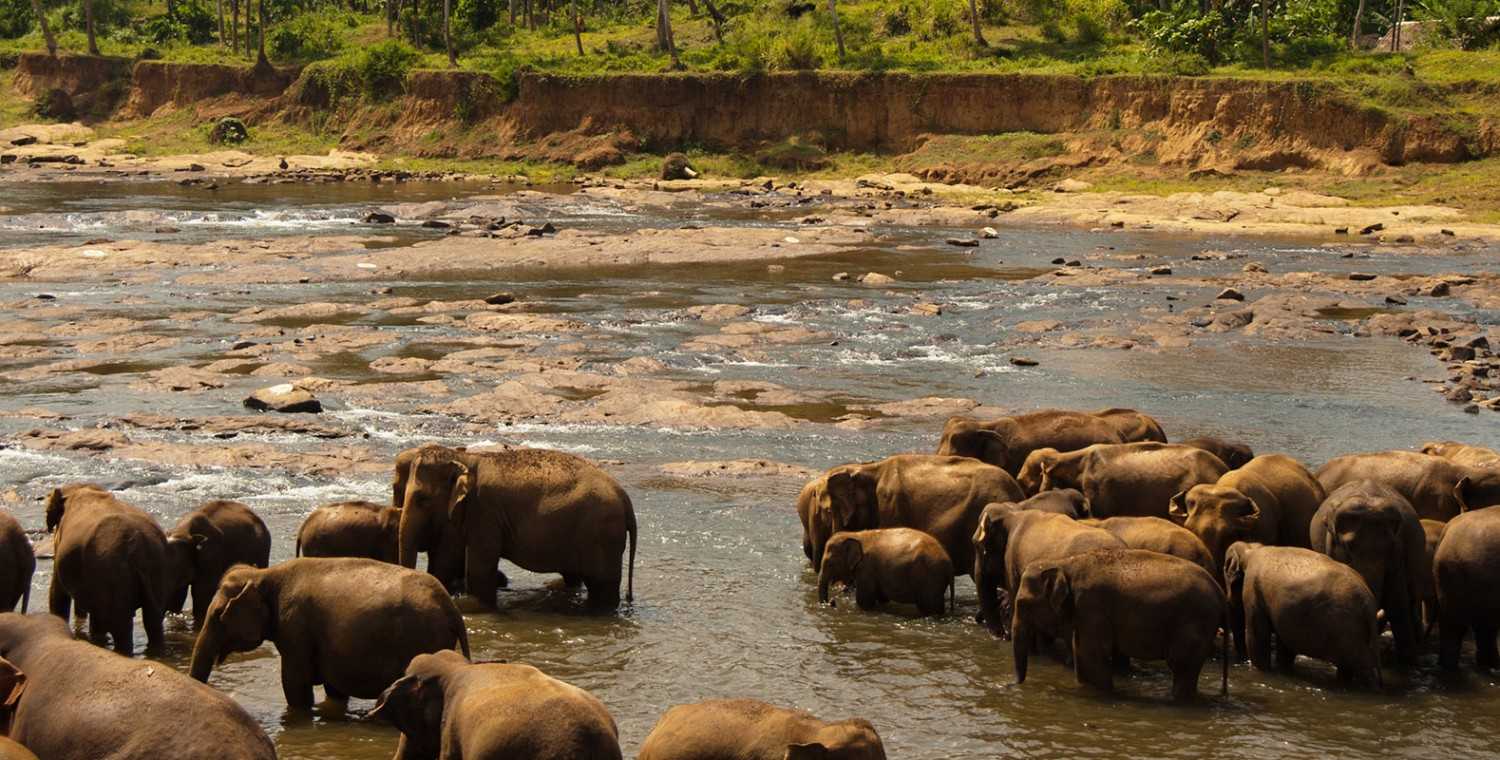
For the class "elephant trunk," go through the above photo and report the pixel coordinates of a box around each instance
[817,566,834,605]
[189,621,221,682]
[397,512,426,570]
[1013,619,1032,683]
[975,557,1004,637]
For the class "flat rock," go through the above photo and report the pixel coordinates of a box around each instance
[244,384,323,413]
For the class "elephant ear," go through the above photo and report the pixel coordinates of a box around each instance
[1167,490,1191,521]
[1041,565,1073,620]
[446,461,472,525]
[971,429,1008,469]
[1454,476,1473,514]
[371,674,444,746]
[44,488,67,533]
[784,743,828,760]
[826,469,857,531]
[1222,542,1249,591]
[0,657,23,735]
[840,538,864,571]
[219,579,267,651]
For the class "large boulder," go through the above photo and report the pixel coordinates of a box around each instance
[244,384,323,413]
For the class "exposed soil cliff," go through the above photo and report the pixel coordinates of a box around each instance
[5,52,1492,178]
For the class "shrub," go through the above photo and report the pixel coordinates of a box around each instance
[768,16,822,69]
[0,0,33,39]
[353,38,421,98]
[1417,0,1500,48]
[269,10,347,61]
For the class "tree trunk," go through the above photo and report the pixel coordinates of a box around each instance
[1350,0,1365,48]
[256,0,268,66]
[1261,0,1269,67]
[571,0,583,55]
[443,0,455,66]
[656,0,679,68]
[828,0,845,64]
[968,0,986,46]
[683,0,697,13]
[217,0,226,46]
[703,0,724,43]
[245,0,253,57]
[508,0,515,25]
[166,0,177,19]
[1391,0,1404,51]
[31,0,57,56]
[229,0,238,51]
[84,0,100,55]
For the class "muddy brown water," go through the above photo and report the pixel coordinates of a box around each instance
[1,180,1499,759]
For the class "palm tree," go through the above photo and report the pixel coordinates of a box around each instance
[31,0,58,56]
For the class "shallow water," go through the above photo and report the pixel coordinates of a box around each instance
[2,180,1499,759]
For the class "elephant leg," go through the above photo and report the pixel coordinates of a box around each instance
[280,655,317,712]
[1439,612,1467,671]
[191,580,216,627]
[109,615,134,657]
[48,581,71,621]
[1474,619,1499,671]
[1247,607,1274,671]
[1168,655,1205,702]
[1073,636,1114,692]
[466,549,501,609]
[854,583,880,611]
[142,603,166,654]
[324,682,349,703]
[583,574,622,612]
[1274,638,1297,673]
[88,614,111,648]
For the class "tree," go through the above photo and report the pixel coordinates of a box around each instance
[571,0,584,55]
[1350,0,1366,46]
[84,0,99,55]
[442,0,455,66]
[1260,0,1269,66]
[968,0,986,46]
[828,0,845,63]
[217,0,225,47]
[256,0,268,65]
[656,0,680,68]
[31,0,58,56]
[703,0,725,43]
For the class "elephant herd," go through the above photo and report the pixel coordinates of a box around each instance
[0,410,1495,758]
[799,408,1500,701]
[0,443,887,760]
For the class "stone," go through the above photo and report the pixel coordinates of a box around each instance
[1359,223,1385,235]
[483,291,517,305]
[244,384,323,414]
[1216,288,1245,301]
[946,238,979,247]
[860,272,896,286]
[364,211,396,224]
[910,302,943,316]
[1054,179,1093,193]
[981,227,999,239]
[832,272,850,282]
[1150,266,1172,275]
[1348,272,1378,281]
[1429,282,1451,297]
[1385,294,1408,305]
[1010,357,1039,367]
[1242,262,1267,273]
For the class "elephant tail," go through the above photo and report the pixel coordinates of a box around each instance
[19,583,28,614]
[625,499,637,604]
[453,613,471,659]
[948,574,956,615]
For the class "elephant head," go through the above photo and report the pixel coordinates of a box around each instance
[1012,560,1073,684]
[972,503,1019,636]
[370,650,467,758]
[817,533,862,606]
[807,465,878,572]
[787,719,886,760]
[1455,469,1500,512]
[1171,484,1262,571]
[935,417,1008,469]
[190,566,272,683]
[397,449,471,570]
[1015,449,1061,497]
[0,656,23,734]
[166,513,225,615]
[43,483,108,534]
[1319,489,1408,601]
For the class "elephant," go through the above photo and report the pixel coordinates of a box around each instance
[803,454,1022,577]
[1039,444,1228,519]
[1085,516,1217,580]
[190,557,470,711]
[1420,518,1447,638]
[1013,488,1087,518]
[1421,440,1500,470]
[1316,450,1500,521]
[0,613,276,760]
[296,500,401,563]
[638,699,887,760]
[1170,454,1325,571]
[1180,437,1255,470]
[400,447,637,610]
[1222,542,1381,687]
[372,650,622,760]
[394,444,470,590]
[972,503,1124,636]
[817,528,954,616]
[1018,441,1179,497]
[166,500,271,628]
[1310,480,1426,664]
[0,513,33,613]
[1435,506,1500,670]
[934,407,1165,475]
[45,484,170,655]
[1012,548,1227,701]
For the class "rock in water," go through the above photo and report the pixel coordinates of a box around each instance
[244,384,323,414]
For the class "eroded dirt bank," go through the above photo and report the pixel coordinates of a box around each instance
[10,52,1497,176]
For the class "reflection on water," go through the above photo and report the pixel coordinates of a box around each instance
[0,180,1498,759]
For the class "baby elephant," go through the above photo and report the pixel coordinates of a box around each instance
[373,650,621,760]
[638,699,887,760]
[818,529,953,616]
[1222,542,1381,688]
[166,500,272,628]
[189,557,469,711]
[296,501,401,563]
[1013,548,1226,701]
